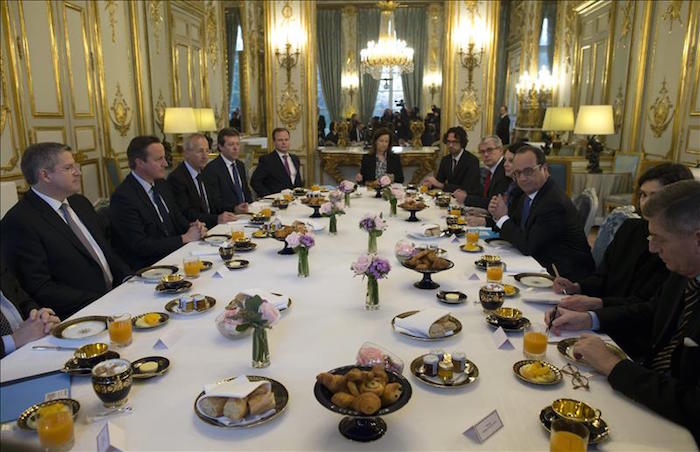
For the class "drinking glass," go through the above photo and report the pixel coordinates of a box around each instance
[183,256,201,278]
[550,418,589,452]
[523,322,548,359]
[108,313,132,347]
[230,228,245,241]
[486,262,504,283]
[449,206,462,216]
[466,228,480,246]
[37,402,74,451]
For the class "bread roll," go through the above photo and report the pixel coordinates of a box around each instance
[381,382,402,406]
[249,382,271,398]
[223,397,248,420]
[351,392,381,415]
[199,396,227,417]
[359,379,385,396]
[345,368,365,382]
[331,392,355,408]
[248,391,276,416]
[316,372,347,393]
[370,365,389,385]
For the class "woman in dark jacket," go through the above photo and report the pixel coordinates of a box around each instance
[355,127,404,184]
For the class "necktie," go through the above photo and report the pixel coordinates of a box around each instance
[650,278,699,373]
[151,185,174,236]
[195,173,210,214]
[450,158,457,176]
[520,196,532,228]
[282,154,292,182]
[59,203,113,290]
[0,311,13,335]
[483,171,492,197]
[231,162,245,204]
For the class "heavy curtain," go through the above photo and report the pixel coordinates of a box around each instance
[225,8,240,114]
[357,9,380,124]
[317,10,342,122]
[395,7,426,112]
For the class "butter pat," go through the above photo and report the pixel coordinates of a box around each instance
[446,293,459,301]
[138,361,158,373]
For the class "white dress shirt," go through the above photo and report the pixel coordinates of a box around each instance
[1,290,23,354]
[184,161,210,206]
[276,150,297,184]
[220,155,244,190]
[487,156,504,175]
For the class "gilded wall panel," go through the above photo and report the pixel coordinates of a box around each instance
[677,1,699,165]
[145,0,172,134]
[422,4,443,112]
[63,2,94,118]
[79,159,102,202]
[0,4,25,178]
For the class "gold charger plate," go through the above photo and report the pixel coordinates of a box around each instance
[410,355,478,388]
[503,284,520,297]
[557,337,628,367]
[132,312,169,329]
[165,295,216,315]
[460,244,484,253]
[17,399,80,430]
[194,376,289,428]
[391,310,462,341]
[512,360,562,385]
[51,315,108,339]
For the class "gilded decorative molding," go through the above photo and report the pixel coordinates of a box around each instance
[274,1,302,130]
[464,1,478,17]
[456,87,481,131]
[154,89,166,130]
[662,0,683,33]
[647,80,674,138]
[0,56,9,135]
[564,3,576,70]
[205,1,219,68]
[105,0,117,44]
[110,83,132,137]
[613,85,624,132]
[409,120,425,148]
[278,84,302,130]
[150,0,163,54]
[618,1,633,46]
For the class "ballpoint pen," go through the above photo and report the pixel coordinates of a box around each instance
[546,306,558,333]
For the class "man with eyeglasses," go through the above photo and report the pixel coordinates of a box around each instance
[453,135,510,208]
[422,126,480,194]
[1,143,132,319]
[488,145,594,281]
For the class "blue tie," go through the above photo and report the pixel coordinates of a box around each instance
[521,196,532,228]
[231,162,245,204]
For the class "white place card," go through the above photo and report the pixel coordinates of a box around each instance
[491,327,513,349]
[468,273,480,281]
[464,410,503,443]
[153,327,183,350]
[97,421,126,452]
[213,265,235,280]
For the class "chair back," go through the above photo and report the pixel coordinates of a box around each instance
[591,205,639,267]
[613,153,640,174]
[546,158,572,196]
[104,157,123,193]
[0,181,19,219]
[572,187,599,236]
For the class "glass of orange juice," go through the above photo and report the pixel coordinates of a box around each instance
[108,313,132,347]
[449,206,462,216]
[419,185,428,193]
[259,208,272,217]
[466,228,480,246]
[37,402,74,451]
[230,228,245,241]
[523,322,548,359]
[550,419,589,452]
[183,256,201,278]
[486,261,504,283]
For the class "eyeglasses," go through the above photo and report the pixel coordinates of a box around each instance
[512,164,542,179]
[478,146,500,154]
[445,139,460,145]
[560,363,590,390]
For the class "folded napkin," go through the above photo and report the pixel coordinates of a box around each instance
[521,291,563,305]
[407,223,441,238]
[394,308,450,338]
[294,219,324,232]
[242,288,289,311]
[197,376,274,426]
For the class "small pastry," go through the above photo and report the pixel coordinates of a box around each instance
[429,322,446,337]
[359,379,385,396]
[381,382,402,406]
[346,381,360,396]
[370,365,388,385]
[248,391,276,416]
[316,372,347,393]
[345,368,365,382]
[351,392,381,415]
[199,397,227,417]
[249,382,271,398]
[223,397,248,420]
[330,392,355,408]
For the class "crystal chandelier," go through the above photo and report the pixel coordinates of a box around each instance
[360,1,414,80]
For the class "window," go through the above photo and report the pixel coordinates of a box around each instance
[317,68,330,136]
[229,25,244,116]
[372,67,405,118]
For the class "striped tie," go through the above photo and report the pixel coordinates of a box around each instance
[650,278,699,373]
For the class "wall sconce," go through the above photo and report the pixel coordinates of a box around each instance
[424,72,442,104]
[274,23,301,84]
[456,17,485,90]
[341,72,359,105]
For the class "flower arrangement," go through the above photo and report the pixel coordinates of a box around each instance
[286,231,315,277]
[320,201,345,234]
[219,295,280,367]
[382,183,405,216]
[351,254,392,310]
[374,175,393,198]
[339,180,357,206]
[359,213,388,253]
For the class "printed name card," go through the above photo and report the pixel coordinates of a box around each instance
[490,327,513,349]
[213,265,235,280]
[468,273,481,281]
[97,421,126,452]
[464,410,504,443]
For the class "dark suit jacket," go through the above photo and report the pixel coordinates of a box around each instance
[202,156,253,213]
[497,178,594,281]
[581,218,668,308]
[110,173,190,270]
[434,150,480,194]
[597,273,700,445]
[464,158,510,208]
[360,152,404,184]
[250,151,303,197]
[167,162,220,228]
[1,190,131,319]
[496,115,510,145]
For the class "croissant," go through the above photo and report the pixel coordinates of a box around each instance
[316,372,347,393]
[346,380,360,396]
[381,382,402,406]
[351,392,381,415]
[331,392,355,408]
[359,379,385,396]
[370,365,388,385]
[345,368,365,382]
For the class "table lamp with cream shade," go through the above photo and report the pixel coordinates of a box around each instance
[163,107,198,161]
[193,107,217,149]
[541,107,574,155]
[574,105,614,173]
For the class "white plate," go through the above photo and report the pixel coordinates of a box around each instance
[61,320,107,339]
[519,276,554,288]
[203,235,230,246]
[140,268,175,280]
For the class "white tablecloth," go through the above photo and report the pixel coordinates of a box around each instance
[1,188,694,450]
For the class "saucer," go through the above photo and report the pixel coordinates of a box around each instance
[200,260,213,271]
[155,280,192,294]
[62,350,120,376]
[460,244,484,253]
[512,360,562,385]
[539,406,610,444]
[165,295,216,315]
[557,337,628,367]
[132,312,169,329]
[234,242,257,252]
[436,290,467,305]
[410,355,478,388]
[485,314,531,332]
[131,356,170,379]
[17,399,80,430]
[225,259,250,270]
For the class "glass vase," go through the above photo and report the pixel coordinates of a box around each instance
[344,192,351,207]
[365,276,380,310]
[390,198,397,216]
[329,214,337,235]
[252,326,270,368]
[368,232,378,253]
[297,248,310,277]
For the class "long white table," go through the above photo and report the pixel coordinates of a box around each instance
[1,188,695,450]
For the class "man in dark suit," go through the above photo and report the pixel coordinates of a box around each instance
[454,135,510,208]
[1,143,132,319]
[202,127,253,215]
[488,145,594,281]
[1,263,60,357]
[495,105,510,145]
[110,136,207,270]
[250,128,303,197]
[547,180,700,446]
[167,133,238,229]
[422,126,480,194]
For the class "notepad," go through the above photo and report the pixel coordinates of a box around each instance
[0,370,71,423]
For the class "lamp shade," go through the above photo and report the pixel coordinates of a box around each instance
[163,107,198,134]
[194,108,217,132]
[574,105,615,135]
[542,107,574,131]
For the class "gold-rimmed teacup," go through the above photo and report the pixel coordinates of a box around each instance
[493,307,522,327]
[161,273,184,288]
[74,343,109,368]
[552,398,601,424]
